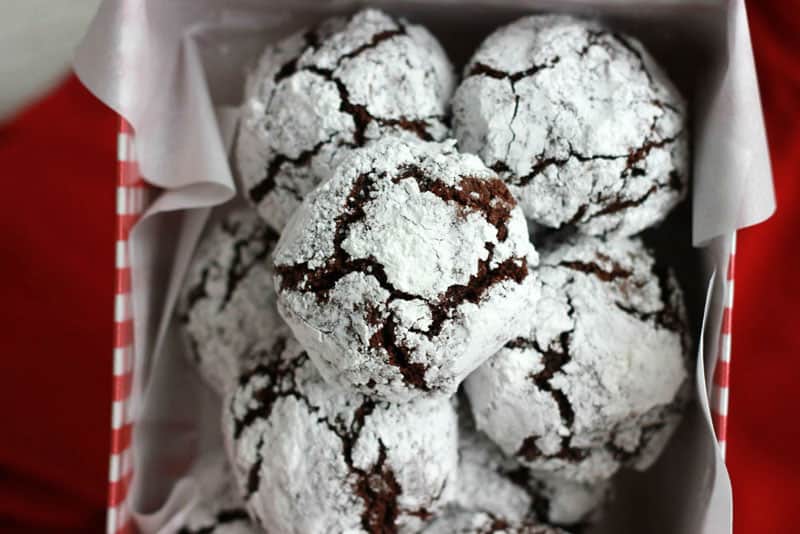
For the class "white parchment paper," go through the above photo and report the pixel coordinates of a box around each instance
[74,1,775,533]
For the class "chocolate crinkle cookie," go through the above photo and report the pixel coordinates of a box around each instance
[465,235,690,483]
[178,208,287,395]
[174,454,259,534]
[455,401,608,527]
[272,137,538,403]
[222,331,458,534]
[452,15,688,237]
[237,8,454,232]
[422,510,571,534]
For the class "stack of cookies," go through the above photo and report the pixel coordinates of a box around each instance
[177,9,691,534]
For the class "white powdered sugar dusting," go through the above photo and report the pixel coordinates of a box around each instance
[174,454,259,534]
[272,137,538,403]
[455,401,608,527]
[465,235,690,483]
[178,208,287,395]
[236,8,454,232]
[452,15,688,237]
[454,405,533,523]
[222,333,458,534]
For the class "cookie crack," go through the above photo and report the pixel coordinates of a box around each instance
[182,267,209,321]
[581,184,658,221]
[483,516,512,533]
[249,137,336,204]
[426,242,528,341]
[576,29,653,83]
[528,340,574,427]
[612,256,684,333]
[611,33,653,83]
[517,433,589,464]
[394,164,518,241]
[218,223,279,310]
[182,219,278,322]
[623,132,683,174]
[334,26,406,68]
[354,439,402,534]
[305,65,439,146]
[513,295,589,463]
[512,129,680,189]
[371,314,429,391]
[233,340,308,440]
[577,29,607,57]
[467,57,561,84]
[246,435,265,498]
[574,122,684,223]
[324,19,419,140]
[274,29,324,83]
[558,259,632,282]
[504,91,521,165]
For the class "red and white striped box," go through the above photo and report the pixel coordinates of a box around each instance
[83,2,772,533]
[109,119,147,534]
[711,235,736,460]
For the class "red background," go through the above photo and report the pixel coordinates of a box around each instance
[0,2,797,532]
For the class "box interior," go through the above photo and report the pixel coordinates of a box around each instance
[127,2,733,533]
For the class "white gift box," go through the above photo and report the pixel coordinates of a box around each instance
[75,1,775,533]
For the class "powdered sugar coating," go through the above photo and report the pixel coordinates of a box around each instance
[465,236,689,483]
[237,8,454,232]
[422,510,570,534]
[273,138,538,402]
[456,403,607,526]
[452,15,688,237]
[174,454,258,534]
[222,332,458,534]
[455,406,533,523]
[179,208,286,395]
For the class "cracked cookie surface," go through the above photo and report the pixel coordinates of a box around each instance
[272,138,538,403]
[452,15,688,237]
[237,8,454,232]
[465,236,690,483]
[223,331,458,534]
[175,454,259,534]
[455,400,607,527]
[178,207,287,395]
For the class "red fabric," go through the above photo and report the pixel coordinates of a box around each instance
[0,2,796,532]
[728,2,800,533]
[0,75,115,533]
